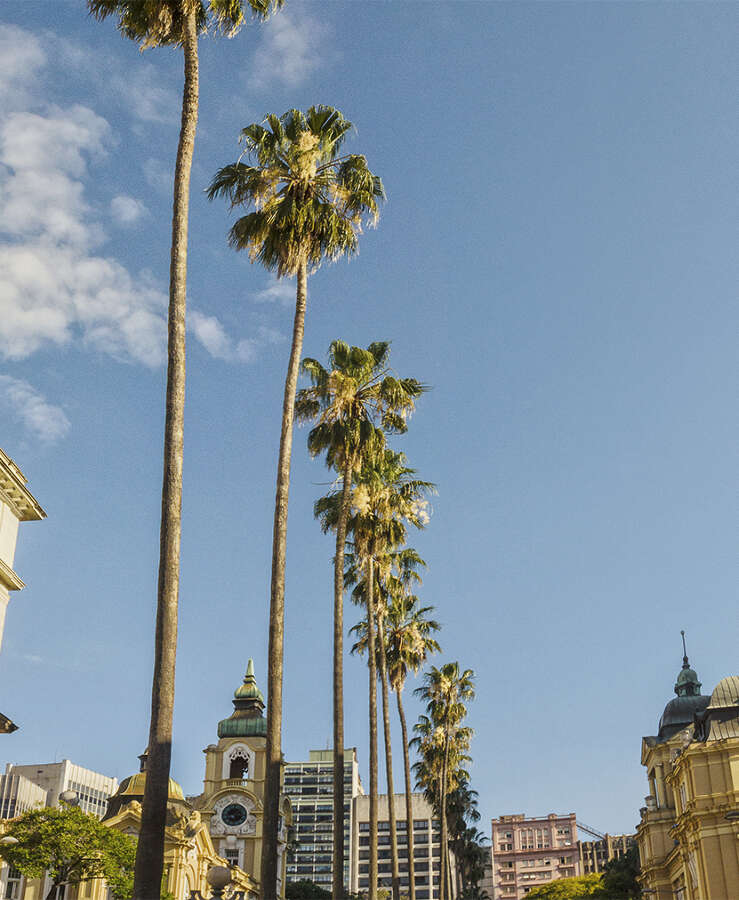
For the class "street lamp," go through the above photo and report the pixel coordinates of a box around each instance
[189,865,247,900]
[0,837,19,846]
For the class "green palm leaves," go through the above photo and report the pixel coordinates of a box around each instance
[297,341,424,470]
[88,0,276,48]
[208,108,384,276]
[414,662,476,899]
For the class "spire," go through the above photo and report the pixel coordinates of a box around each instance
[217,659,267,739]
[674,631,702,697]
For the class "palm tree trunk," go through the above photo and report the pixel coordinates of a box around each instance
[439,736,450,900]
[262,258,309,897]
[395,689,415,900]
[133,11,197,900]
[366,556,378,900]
[332,462,352,900]
[376,614,400,900]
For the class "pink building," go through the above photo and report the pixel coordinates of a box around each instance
[491,812,580,898]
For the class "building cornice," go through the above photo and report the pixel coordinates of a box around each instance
[0,449,45,521]
[0,556,25,591]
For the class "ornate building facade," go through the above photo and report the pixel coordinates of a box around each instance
[637,643,739,899]
[191,659,292,896]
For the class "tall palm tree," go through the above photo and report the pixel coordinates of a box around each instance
[336,453,430,900]
[350,552,434,900]
[87,4,280,898]
[384,596,441,900]
[209,113,384,896]
[415,663,475,900]
[297,342,425,898]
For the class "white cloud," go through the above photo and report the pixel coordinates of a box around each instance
[110,194,148,225]
[143,157,173,194]
[190,313,285,362]
[110,64,179,125]
[0,25,46,110]
[0,24,276,370]
[254,276,296,306]
[0,376,70,444]
[250,10,329,91]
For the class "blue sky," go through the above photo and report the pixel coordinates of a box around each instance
[0,2,737,837]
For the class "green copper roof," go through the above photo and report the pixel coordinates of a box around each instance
[674,631,702,697]
[217,659,267,739]
[234,659,265,703]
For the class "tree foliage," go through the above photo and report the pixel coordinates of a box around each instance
[525,873,605,899]
[600,845,640,898]
[0,807,136,900]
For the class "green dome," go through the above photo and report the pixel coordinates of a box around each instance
[217,659,267,739]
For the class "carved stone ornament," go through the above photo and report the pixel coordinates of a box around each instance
[210,793,256,836]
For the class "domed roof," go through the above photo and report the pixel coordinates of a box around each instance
[115,772,185,801]
[217,659,267,739]
[658,694,710,742]
[655,634,710,742]
[707,675,739,709]
[103,766,188,821]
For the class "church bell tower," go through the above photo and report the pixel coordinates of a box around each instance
[196,660,290,898]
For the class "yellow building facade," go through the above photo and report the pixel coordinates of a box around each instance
[637,648,739,900]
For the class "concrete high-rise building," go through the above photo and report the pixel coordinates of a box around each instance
[0,774,47,820]
[636,643,739,899]
[2,761,117,819]
[491,812,580,899]
[351,792,455,900]
[578,833,635,874]
[283,748,363,890]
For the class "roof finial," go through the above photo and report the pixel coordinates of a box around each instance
[246,658,255,679]
[681,630,689,668]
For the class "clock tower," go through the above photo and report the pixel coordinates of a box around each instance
[194,660,291,898]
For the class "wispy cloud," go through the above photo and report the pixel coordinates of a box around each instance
[190,312,285,362]
[0,376,70,444]
[0,25,46,110]
[250,10,329,91]
[110,64,179,125]
[254,276,296,306]
[110,194,148,225]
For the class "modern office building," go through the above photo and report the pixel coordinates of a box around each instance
[578,833,635,874]
[0,773,47,820]
[351,792,454,900]
[491,812,580,898]
[283,747,363,890]
[636,646,739,899]
[3,761,117,820]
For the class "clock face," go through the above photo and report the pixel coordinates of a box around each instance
[221,803,248,827]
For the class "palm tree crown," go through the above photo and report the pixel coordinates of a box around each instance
[88,0,275,48]
[208,106,384,276]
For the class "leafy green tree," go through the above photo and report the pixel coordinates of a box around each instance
[209,112,384,899]
[600,845,640,898]
[0,806,136,900]
[285,880,331,898]
[297,341,425,897]
[525,873,605,899]
[87,3,281,897]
